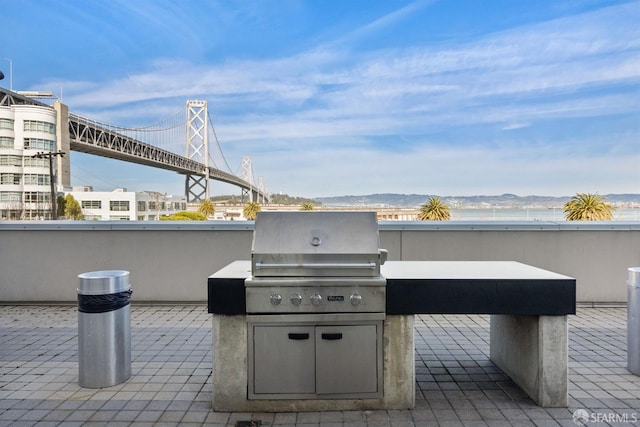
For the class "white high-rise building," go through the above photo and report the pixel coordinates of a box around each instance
[0,103,60,219]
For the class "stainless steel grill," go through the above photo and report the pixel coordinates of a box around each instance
[250,210,387,278]
[245,211,387,400]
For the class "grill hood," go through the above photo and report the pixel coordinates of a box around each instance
[251,211,387,277]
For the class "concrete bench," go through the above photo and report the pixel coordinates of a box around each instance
[382,261,575,407]
[208,260,576,410]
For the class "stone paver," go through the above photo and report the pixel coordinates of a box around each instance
[1,305,638,426]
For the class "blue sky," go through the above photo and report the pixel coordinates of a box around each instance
[2,0,639,198]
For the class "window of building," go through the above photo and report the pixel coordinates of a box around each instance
[137,201,146,211]
[148,201,156,210]
[82,200,102,209]
[0,155,22,166]
[23,157,47,167]
[110,200,130,211]
[24,138,55,151]
[0,192,22,202]
[24,192,50,202]
[109,215,130,221]
[0,118,14,130]
[23,174,50,185]
[23,120,55,134]
[0,136,15,148]
[0,173,21,185]
[181,203,187,210]
[23,210,50,219]
[1,209,23,220]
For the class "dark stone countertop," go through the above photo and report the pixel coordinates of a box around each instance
[208,260,576,316]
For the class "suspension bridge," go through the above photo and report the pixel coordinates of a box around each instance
[0,87,268,203]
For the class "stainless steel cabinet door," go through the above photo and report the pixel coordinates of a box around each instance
[252,326,315,394]
[315,325,379,394]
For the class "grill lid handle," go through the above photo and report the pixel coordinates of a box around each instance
[254,262,377,270]
[379,249,388,265]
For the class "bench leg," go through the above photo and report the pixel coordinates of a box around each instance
[211,314,248,411]
[489,315,568,407]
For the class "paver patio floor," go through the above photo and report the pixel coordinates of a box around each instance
[1,305,638,426]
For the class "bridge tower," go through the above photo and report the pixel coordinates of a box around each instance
[185,100,209,202]
[239,156,255,202]
[257,176,267,204]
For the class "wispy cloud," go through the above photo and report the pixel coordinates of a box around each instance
[323,0,438,49]
[63,2,639,122]
[30,0,640,196]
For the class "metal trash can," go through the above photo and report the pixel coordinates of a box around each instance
[628,267,640,376]
[77,270,132,388]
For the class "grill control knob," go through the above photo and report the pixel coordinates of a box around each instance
[269,294,282,305]
[350,293,363,306]
[310,294,322,306]
[290,294,303,305]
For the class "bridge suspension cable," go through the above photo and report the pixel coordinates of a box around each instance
[207,112,233,175]
[69,101,267,202]
[77,107,237,179]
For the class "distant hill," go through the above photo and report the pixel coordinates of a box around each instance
[211,193,318,205]
[314,193,640,208]
[209,192,640,208]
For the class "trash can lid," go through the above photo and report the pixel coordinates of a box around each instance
[629,267,640,288]
[78,270,131,295]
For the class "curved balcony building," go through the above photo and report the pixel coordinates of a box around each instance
[0,104,57,219]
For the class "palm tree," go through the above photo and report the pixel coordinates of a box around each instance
[418,197,451,221]
[243,201,261,220]
[300,202,314,211]
[563,193,615,221]
[198,199,215,218]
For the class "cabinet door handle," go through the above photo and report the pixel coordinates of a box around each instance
[288,333,310,340]
[321,333,343,340]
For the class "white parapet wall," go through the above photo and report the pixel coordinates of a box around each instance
[0,221,638,303]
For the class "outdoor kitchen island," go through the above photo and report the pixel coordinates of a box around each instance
[208,259,576,411]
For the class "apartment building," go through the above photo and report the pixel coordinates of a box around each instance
[0,103,61,219]
[67,188,187,221]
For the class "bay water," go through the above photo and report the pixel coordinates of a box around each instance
[449,207,639,221]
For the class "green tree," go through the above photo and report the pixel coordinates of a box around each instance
[300,202,314,211]
[563,193,615,221]
[418,197,451,221]
[64,194,84,220]
[160,211,207,221]
[198,199,215,218]
[243,201,261,220]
